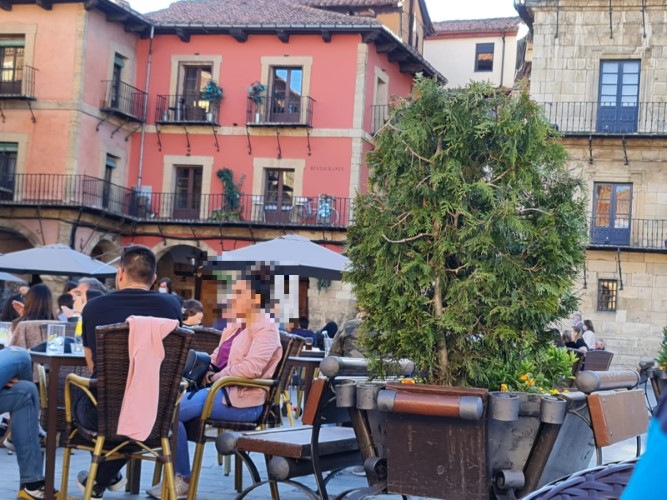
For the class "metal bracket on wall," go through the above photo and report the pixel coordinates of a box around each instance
[0,104,4,123]
[156,124,163,152]
[212,125,220,152]
[124,123,143,142]
[96,114,112,132]
[110,118,131,139]
[588,135,594,164]
[246,127,252,155]
[622,136,628,165]
[608,0,613,39]
[183,125,191,156]
[641,0,647,37]
[157,224,167,246]
[555,0,560,39]
[26,100,36,123]
[275,128,282,159]
[583,259,588,289]
[616,248,624,290]
[306,128,312,156]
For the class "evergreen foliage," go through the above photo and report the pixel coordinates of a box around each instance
[346,79,588,387]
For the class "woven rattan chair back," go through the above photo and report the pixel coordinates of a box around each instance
[94,322,193,445]
[582,350,614,371]
[255,332,304,426]
[189,326,222,354]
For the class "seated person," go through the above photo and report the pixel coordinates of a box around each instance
[147,264,283,499]
[291,316,316,342]
[74,245,182,499]
[0,347,48,499]
[563,327,588,351]
[57,293,74,322]
[330,314,364,358]
[182,299,204,327]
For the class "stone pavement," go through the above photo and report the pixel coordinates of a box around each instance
[0,383,656,499]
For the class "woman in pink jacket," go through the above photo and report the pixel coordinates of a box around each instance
[148,265,282,500]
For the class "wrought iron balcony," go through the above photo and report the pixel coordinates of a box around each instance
[0,65,36,100]
[589,216,667,251]
[542,101,667,136]
[100,80,147,122]
[0,174,352,228]
[370,104,390,134]
[155,94,221,125]
[246,96,314,127]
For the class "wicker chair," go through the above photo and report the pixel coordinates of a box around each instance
[184,332,305,500]
[189,326,223,353]
[59,322,193,500]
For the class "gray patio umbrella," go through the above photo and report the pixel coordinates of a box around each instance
[0,272,27,283]
[0,244,118,277]
[209,234,350,280]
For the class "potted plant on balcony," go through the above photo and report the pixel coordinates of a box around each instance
[210,168,244,222]
[200,81,223,121]
[344,78,591,499]
[248,81,267,123]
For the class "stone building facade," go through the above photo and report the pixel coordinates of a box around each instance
[520,0,667,367]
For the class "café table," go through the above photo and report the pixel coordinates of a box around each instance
[29,350,88,500]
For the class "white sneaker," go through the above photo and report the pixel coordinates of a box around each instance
[146,475,189,500]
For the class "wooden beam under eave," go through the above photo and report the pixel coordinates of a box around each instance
[400,62,423,74]
[84,0,98,10]
[321,30,332,43]
[0,0,12,11]
[362,31,380,43]
[277,30,289,43]
[388,50,409,63]
[175,28,190,43]
[106,12,129,22]
[35,0,52,9]
[230,28,248,43]
[125,23,148,33]
[376,42,397,54]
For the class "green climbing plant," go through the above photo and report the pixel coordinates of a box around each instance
[211,168,244,221]
[345,78,588,388]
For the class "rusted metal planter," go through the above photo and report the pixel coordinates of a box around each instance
[338,381,596,500]
[647,368,667,400]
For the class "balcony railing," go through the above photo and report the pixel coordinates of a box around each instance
[590,217,667,250]
[370,104,389,134]
[0,174,352,228]
[100,80,147,122]
[246,96,314,127]
[155,94,220,125]
[0,65,36,99]
[541,101,667,136]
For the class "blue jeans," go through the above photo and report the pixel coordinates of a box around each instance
[0,347,44,485]
[176,388,262,477]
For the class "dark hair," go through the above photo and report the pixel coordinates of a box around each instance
[183,299,204,320]
[240,264,274,311]
[583,319,595,332]
[0,294,23,322]
[572,325,582,337]
[13,284,55,325]
[78,277,108,294]
[158,277,173,293]
[298,316,309,329]
[320,321,338,338]
[57,293,74,310]
[86,290,105,302]
[65,280,79,293]
[121,245,156,286]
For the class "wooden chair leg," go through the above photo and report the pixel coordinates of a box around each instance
[234,453,243,492]
[186,441,206,500]
[128,457,142,494]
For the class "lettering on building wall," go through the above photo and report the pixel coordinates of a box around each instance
[310,166,344,172]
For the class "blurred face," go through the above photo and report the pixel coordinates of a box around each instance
[228,279,260,321]
[18,285,30,296]
[158,282,169,294]
[70,283,89,299]
[184,311,203,326]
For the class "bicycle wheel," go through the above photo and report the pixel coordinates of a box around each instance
[290,205,306,224]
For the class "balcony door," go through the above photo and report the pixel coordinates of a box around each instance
[180,65,212,121]
[173,166,202,219]
[596,60,640,133]
[591,183,632,246]
[0,37,24,95]
[0,143,17,201]
[264,169,294,223]
[270,67,302,123]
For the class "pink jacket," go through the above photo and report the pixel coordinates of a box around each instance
[117,316,179,440]
[210,316,282,408]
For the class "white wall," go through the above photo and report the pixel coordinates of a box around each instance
[424,34,519,88]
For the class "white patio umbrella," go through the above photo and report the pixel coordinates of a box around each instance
[0,244,118,277]
[0,271,27,283]
[209,234,350,280]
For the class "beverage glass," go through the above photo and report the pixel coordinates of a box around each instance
[305,337,313,350]
[47,324,66,355]
[72,336,84,355]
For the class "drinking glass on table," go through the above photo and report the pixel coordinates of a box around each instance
[46,324,66,355]
[304,337,313,350]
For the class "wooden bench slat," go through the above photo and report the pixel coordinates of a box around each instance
[587,389,649,447]
[236,426,359,459]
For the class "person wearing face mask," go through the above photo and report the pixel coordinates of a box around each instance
[582,319,596,350]
[157,277,183,305]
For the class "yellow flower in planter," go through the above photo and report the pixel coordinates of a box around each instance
[500,384,508,392]
[528,379,536,386]
[520,374,529,381]
[401,379,416,384]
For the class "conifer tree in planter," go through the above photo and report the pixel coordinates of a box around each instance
[344,79,591,499]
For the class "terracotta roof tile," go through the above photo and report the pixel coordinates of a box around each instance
[432,16,521,34]
[147,0,381,25]
[298,0,399,7]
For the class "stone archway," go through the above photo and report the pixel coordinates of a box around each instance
[0,224,39,253]
[90,238,120,263]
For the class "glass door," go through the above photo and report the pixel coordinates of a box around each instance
[173,166,203,219]
[270,67,303,123]
[597,61,640,133]
[591,183,632,245]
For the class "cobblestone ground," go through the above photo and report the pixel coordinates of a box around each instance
[0,385,654,499]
